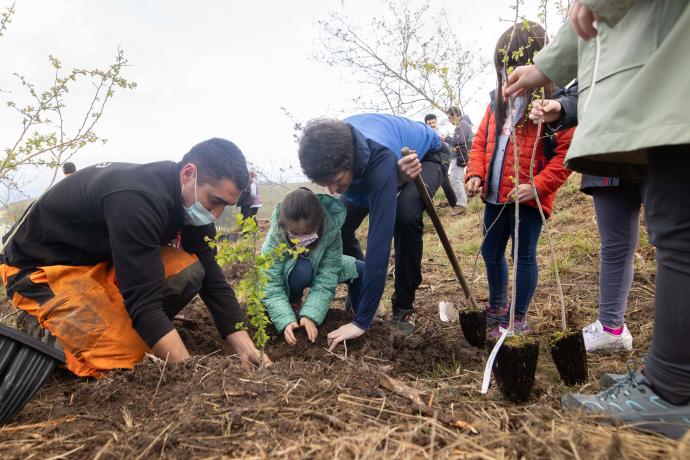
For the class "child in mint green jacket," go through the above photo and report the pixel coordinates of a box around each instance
[261,188,363,346]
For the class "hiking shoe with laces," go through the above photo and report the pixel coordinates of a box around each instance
[562,366,690,439]
[582,320,633,352]
[485,303,508,329]
[389,309,416,336]
[601,373,628,388]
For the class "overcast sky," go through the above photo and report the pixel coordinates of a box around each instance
[0,0,565,197]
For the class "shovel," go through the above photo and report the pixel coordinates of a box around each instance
[400,147,484,346]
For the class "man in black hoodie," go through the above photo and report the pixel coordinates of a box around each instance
[0,138,271,377]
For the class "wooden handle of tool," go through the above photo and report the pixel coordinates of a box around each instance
[400,147,479,309]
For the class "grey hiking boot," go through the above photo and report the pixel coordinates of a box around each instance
[389,309,416,336]
[601,373,627,388]
[562,367,690,439]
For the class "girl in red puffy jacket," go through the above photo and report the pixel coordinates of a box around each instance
[465,21,573,336]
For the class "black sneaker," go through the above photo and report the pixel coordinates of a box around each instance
[16,311,63,352]
[389,309,416,336]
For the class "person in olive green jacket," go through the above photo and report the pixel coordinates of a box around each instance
[505,0,690,439]
[261,188,363,346]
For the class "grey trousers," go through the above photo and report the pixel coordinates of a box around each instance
[592,184,644,327]
[643,145,690,405]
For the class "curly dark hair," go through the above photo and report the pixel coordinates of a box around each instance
[298,119,354,183]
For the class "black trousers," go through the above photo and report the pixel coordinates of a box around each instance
[642,145,690,405]
[340,150,446,313]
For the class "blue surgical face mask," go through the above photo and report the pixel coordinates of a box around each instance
[183,175,217,226]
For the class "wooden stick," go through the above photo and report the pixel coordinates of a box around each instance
[400,147,479,310]
[379,374,478,434]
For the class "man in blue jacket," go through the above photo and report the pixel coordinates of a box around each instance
[298,114,447,349]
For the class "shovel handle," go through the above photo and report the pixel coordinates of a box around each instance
[401,147,479,310]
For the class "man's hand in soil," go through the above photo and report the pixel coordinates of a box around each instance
[503,65,551,99]
[529,99,563,124]
[300,317,318,343]
[283,322,299,346]
[327,322,364,352]
[226,330,272,368]
[397,153,422,184]
[151,329,191,363]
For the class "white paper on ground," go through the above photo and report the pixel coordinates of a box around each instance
[481,329,509,394]
[438,301,459,322]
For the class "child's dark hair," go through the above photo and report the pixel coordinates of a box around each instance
[493,20,552,137]
[278,187,325,237]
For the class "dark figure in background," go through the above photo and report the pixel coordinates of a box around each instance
[62,162,76,176]
[424,114,457,210]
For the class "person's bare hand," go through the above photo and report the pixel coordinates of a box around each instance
[283,322,299,346]
[327,322,364,352]
[299,317,318,343]
[511,184,538,203]
[226,330,272,368]
[466,176,482,197]
[397,153,422,184]
[504,65,552,99]
[569,0,599,40]
[529,100,563,124]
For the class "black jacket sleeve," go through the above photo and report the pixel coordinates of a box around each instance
[181,224,246,339]
[102,192,174,348]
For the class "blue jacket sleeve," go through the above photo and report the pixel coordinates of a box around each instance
[351,148,399,330]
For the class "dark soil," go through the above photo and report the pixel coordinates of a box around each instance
[458,308,486,348]
[550,330,589,385]
[492,336,540,403]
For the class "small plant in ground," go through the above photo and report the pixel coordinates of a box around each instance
[209,214,305,359]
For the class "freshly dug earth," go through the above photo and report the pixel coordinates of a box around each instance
[0,177,683,458]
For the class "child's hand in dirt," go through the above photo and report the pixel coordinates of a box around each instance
[299,317,318,342]
[327,322,364,352]
[466,177,482,197]
[284,322,300,346]
[511,184,538,203]
[529,100,562,124]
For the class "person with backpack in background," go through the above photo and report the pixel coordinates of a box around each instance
[446,107,474,216]
[465,20,573,337]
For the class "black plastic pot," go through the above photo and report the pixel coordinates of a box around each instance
[459,308,486,348]
[550,330,588,385]
[492,335,539,403]
[0,324,65,424]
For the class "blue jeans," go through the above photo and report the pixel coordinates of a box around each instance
[288,257,365,311]
[481,203,543,317]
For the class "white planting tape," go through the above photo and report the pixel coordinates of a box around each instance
[481,329,508,394]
